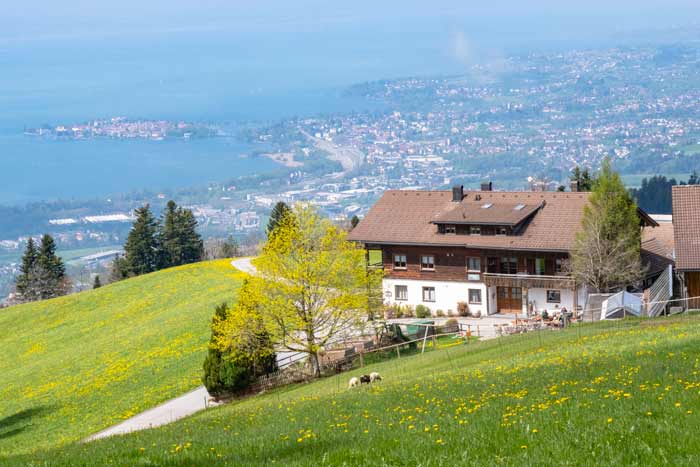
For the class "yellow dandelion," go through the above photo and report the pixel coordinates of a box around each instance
[607,418,613,423]
[521,445,528,449]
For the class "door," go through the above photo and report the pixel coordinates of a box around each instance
[497,287,523,314]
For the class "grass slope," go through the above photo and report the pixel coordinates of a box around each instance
[0,259,244,457]
[12,315,700,466]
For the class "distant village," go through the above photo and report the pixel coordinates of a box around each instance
[24,117,220,141]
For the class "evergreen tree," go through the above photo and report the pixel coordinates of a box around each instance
[571,159,643,293]
[689,170,700,185]
[160,200,181,268]
[350,215,360,230]
[124,205,161,276]
[15,238,38,300]
[571,166,595,191]
[15,235,68,302]
[266,201,290,235]
[178,208,204,265]
[160,200,203,267]
[109,254,131,283]
[221,236,239,258]
[93,275,102,289]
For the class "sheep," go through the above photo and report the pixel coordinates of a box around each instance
[348,377,360,388]
[360,374,371,385]
[369,372,382,382]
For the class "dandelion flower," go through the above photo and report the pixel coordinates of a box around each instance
[607,418,613,423]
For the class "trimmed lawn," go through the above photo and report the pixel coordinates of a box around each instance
[11,315,700,465]
[0,259,244,457]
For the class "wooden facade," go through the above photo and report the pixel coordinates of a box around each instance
[371,244,569,283]
[686,272,700,310]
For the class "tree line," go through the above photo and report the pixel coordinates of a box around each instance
[630,171,699,214]
[111,201,204,281]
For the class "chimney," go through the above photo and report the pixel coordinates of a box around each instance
[480,181,493,191]
[452,185,464,202]
[570,180,580,192]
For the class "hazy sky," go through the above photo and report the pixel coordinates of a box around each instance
[3,0,700,44]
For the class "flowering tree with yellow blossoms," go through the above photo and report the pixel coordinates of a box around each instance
[252,204,382,376]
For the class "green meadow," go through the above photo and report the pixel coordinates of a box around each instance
[9,315,700,466]
[0,259,243,457]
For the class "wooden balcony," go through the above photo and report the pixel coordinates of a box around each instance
[482,272,576,289]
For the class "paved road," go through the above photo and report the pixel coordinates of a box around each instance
[85,386,215,442]
[232,257,256,275]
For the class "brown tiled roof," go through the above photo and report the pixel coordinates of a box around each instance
[348,190,591,252]
[641,222,675,277]
[672,186,700,271]
[433,200,543,226]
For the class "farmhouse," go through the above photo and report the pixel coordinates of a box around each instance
[349,184,660,318]
[672,185,700,309]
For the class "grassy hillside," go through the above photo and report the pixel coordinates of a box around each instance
[10,315,700,466]
[0,259,244,457]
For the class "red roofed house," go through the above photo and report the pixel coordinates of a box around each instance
[349,184,659,318]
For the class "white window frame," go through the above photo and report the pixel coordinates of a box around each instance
[546,289,561,303]
[393,254,407,270]
[395,285,408,301]
[422,287,436,303]
[470,226,481,235]
[468,288,482,304]
[444,224,456,234]
[421,255,435,271]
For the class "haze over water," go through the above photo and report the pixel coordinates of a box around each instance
[2,0,699,205]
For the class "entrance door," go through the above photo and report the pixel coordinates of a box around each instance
[497,287,522,314]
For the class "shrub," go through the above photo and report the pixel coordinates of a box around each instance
[415,304,431,318]
[443,318,459,333]
[457,301,469,317]
[541,310,549,320]
[447,309,455,317]
[403,304,415,318]
[395,304,404,318]
[436,309,445,317]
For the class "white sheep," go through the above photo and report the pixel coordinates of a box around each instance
[348,376,360,388]
[369,372,382,382]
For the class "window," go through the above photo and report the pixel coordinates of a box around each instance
[393,254,407,269]
[470,226,481,235]
[535,257,546,275]
[421,255,435,270]
[444,224,456,234]
[467,257,481,280]
[500,257,518,274]
[481,203,493,209]
[497,227,507,236]
[487,257,498,273]
[555,258,565,274]
[468,288,482,304]
[422,287,436,302]
[547,290,561,303]
[395,285,408,301]
[514,203,526,211]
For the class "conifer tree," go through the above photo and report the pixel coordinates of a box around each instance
[15,238,38,300]
[37,234,66,282]
[93,275,102,289]
[124,204,161,276]
[160,200,181,268]
[571,159,643,292]
[350,215,360,230]
[266,201,290,236]
[178,208,204,264]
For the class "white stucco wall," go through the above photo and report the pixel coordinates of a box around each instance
[527,287,577,314]
[383,278,488,316]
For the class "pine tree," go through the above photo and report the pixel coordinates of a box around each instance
[15,238,39,300]
[160,200,181,268]
[160,200,203,267]
[178,208,204,264]
[37,234,66,282]
[571,166,594,191]
[124,205,161,276]
[93,275,102,289]
[109,254,131,283]
[571,159,643,293]
[266,201,290,235]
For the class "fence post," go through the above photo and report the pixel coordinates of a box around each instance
[359,351,364,368]
[477,325,480,338]
[396,345,401,359]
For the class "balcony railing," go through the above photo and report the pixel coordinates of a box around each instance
[482,272,576,289]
